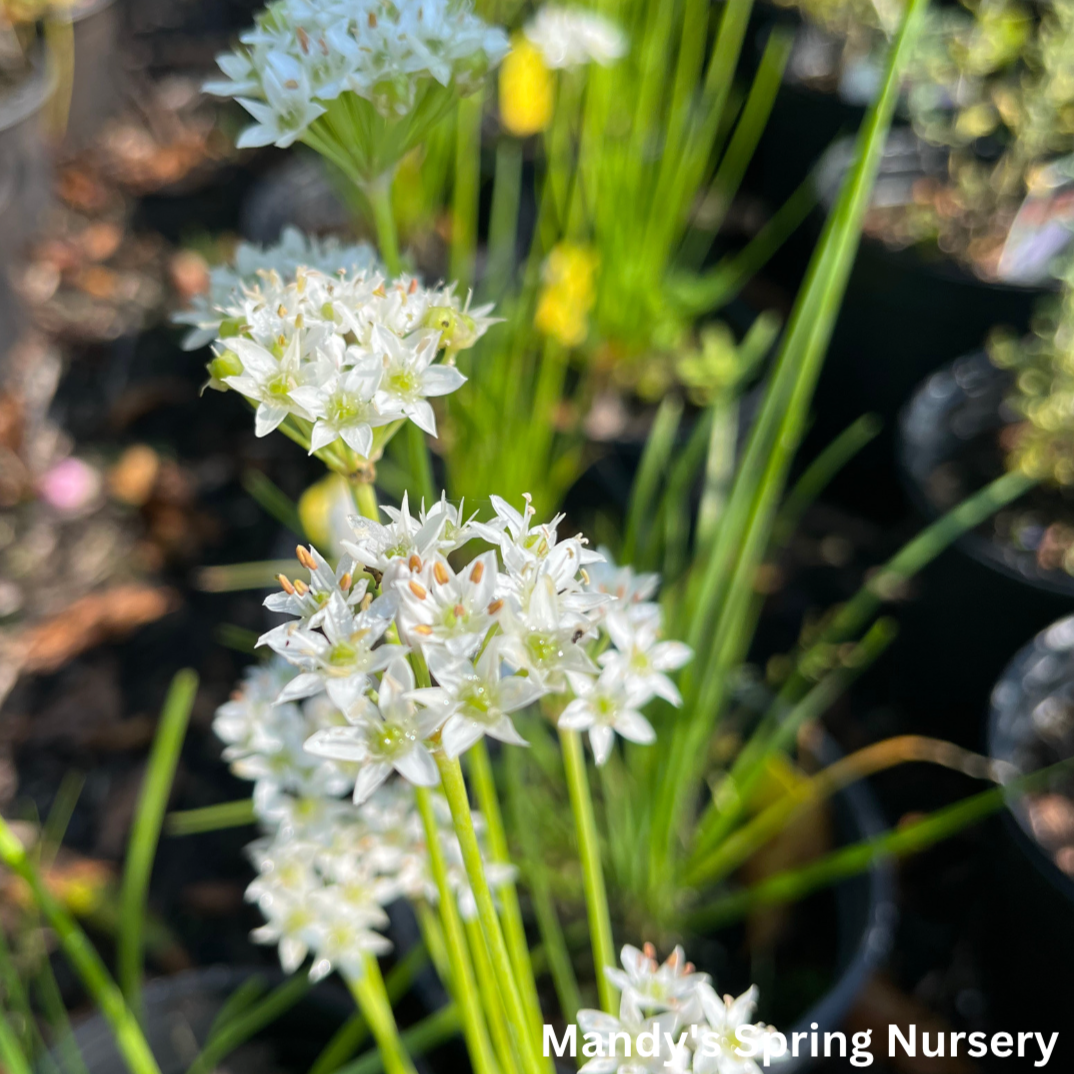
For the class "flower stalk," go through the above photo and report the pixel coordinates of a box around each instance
[434,754,546,1074]
[362,172,403,278]
[349,955,418,1074]
[414,787,499,1074]
[559,727,617,1015]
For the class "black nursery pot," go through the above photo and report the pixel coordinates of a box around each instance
[892,352,1074,744]
[757,130,1046,524]
[685,735,897,1071]
[984,618,1074,1057]
[806,133,1043,457]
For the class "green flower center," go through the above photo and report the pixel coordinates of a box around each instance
[374,722,416,758]
[327,641,357,667]
[266,371,296,400]
[328,392,364,426]
[526,632,561,665]
[387,367,420,398]
[459,680,493,717]
[594,695,616,719]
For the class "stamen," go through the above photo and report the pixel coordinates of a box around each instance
[433,561,449,585]
[487,599,504,614]
[408,554,423,572]
[409,581,428,599]
[279,574,295,595]
[470,561,484,583]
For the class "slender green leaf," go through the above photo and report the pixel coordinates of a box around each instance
[335,1006,460,1074]
[119,670,199,1013]
[771,414,882,548]
[688,755,1074,930]
[242,471,306,539]
[0,819,161,1074]
[194,560,299,593]
[187,974,311,1074]
[166,798,256,837]
[622,396,684,565]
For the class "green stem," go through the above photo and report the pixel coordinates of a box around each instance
[434,756,545,1074]
[336,1006,460,1074]
[451,92,483,290]
[413,788,499,1074]
[119,671,199,1015]
[166,799,255,836]
[558,730,616,1015]
[363,172,402,277]
[349,956,417,1074]
[33,950,89,1074]
[771,414,882,548]
[352,479,381,522]
[0,1007,31,1074]
[0,819,161,1074]
[463,918,519,1074]
[308,944,429,1074]
[483,139,523,303]
[466,743,543,1035]
[405,423,436,509]
[503,748,582,1023]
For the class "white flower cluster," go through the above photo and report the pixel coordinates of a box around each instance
[174,228,378,351]
[213,662,514,982]
[205,0,510,149]
[578,945,781,1074]
[260,492,691,797]
[524,5,627,70]
[192,250,496,449]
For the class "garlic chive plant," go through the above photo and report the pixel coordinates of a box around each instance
[181,231,496,517]
[205,0,509,273]
[209,490,707,1070]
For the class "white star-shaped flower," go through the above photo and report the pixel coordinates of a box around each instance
[558,668,656,765]
[371,324,466,436]
[598,608,692,706]
[409,640,544,758]
[304,657,445,803]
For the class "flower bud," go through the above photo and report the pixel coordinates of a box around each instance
[423,306,479,350]
[206,349,244,391]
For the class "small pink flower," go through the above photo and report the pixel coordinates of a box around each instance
[39,458,101,514]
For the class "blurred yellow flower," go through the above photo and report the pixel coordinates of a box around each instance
[535,243,599,348]
[499,36,553,136]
